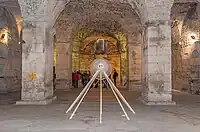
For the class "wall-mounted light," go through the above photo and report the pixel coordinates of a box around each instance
[0,28,8,45]
[21,40,25,44]
[1,34,5,39]
[188,33,198,44]
[191,35,196,39]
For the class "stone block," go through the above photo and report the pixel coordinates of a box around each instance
[140,91,176,105]
[0,78,6,93]
[32,44,44,53]
[148,73,171,83]
[157,46,171,55]
[147,39,158,46]
[56,79,72,90]
[148,55,170,63]
[148,63,165,74]
[34,34,45,44]
[147,26,159,38]
[128,80,142,91]
[164,63,171,73]
[16,96,57,105]
[159,39,171,47]
[159,25,171,38]
[56,43,70,53]
[141,98,176,105]
[163,82,172,91]
[147,46,157,56]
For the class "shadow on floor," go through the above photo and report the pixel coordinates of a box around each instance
[0,91,21,105]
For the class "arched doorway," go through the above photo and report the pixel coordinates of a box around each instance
[53,0,142,94]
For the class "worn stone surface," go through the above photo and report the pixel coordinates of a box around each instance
[1,89,200,131]
[14,0,55,104]
[0,6,21,93]
[142,19,174,104]
[171,3,200,94]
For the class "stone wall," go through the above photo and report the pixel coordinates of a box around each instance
[172,18,200,93]
[127,33,142,90]
[54,19,73,90]
[0,7,21,93]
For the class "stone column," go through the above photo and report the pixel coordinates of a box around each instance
[141,20,175,105]
[127,33,142,91]
[16,20,56,105]
[56,42,72,90]
[141,0,176,105]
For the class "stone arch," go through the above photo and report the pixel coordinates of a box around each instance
[0,6,21,93]
[50,0,143,29]
[52,0,143,90]
[171,1,200,91]
[171,1,200,38]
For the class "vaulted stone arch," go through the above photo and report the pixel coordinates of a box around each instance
[53,0,143,91]
[50,0,144,28]
[171,1,200,92]
[0,6,21,93]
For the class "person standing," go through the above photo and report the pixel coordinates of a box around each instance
[113,70,118,86]
[73,72,79,88]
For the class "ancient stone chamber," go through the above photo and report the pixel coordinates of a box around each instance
[3,0,200,105]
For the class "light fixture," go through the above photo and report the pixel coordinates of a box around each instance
[1,34,5,39]
[191,35,196,39]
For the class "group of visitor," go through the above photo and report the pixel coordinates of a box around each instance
[72,71,91,88]
[72,70,118,88]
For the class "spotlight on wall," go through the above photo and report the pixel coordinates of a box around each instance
[191,35,196,39]
[1,34,5,39]
[21,40,25,44]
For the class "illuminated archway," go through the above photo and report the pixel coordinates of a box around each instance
[53,0,142,90]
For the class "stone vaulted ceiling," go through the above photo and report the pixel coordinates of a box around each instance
[57,0,141,34]
[0,0,21,17]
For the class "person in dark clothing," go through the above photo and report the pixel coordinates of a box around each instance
[53,66,56,91]
[72,72,75,87]
[113,70,118,86]
[83,71,89,87]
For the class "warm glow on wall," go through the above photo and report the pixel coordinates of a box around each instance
[16,17,23,41]
[181,32,199,59]
[53,45,56,66]
[0,27,9,45]
[189,32,198,44]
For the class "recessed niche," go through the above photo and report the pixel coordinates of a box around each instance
[192,50,199,58]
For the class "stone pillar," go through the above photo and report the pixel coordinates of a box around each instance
[140,0,175,105]
[127,33,142,91]
[16,20,56,105]
[141,20,175,105]
[56,42,72,90]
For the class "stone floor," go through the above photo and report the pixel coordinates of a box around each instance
[0,88,200,132]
